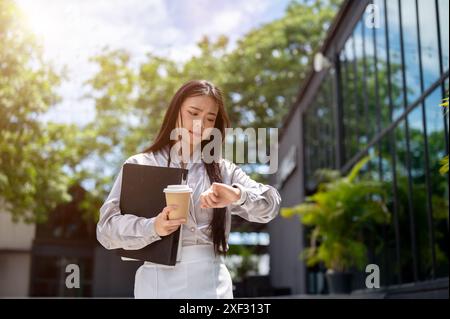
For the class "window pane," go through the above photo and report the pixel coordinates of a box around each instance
[407,105,431,280]
[438,0,449,72]
[400,0,421,104]
[362,8,377,143]
[346,36,359,160]
[394,120,416,282]
[446,79,449,137]
[322,74,335,169]
[418,0,441,89]
[379,132,402,284]
[374,0,390,130]
[303,72,336,191]
[340,41,353,161]
[386,0,405,120]
[424,89,449,278]
[354,20,370,150]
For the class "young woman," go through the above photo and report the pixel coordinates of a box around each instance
[96,80,281,299]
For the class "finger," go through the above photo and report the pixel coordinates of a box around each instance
[166,225,177,231]
[206,194,218,205]
[169,219,186,226]
[211,183,219,196]
[200,200,209,209]
[200,195,208,208]
[200,194,213,208]
[166,219,186,226]
[161,208,169,218]
[208,192,219,203]
[163,204,178,212]
[202,195,213,207]
[166,225,180,233]
[204,195,216,208]
[159,210,169,220]
[162,205,178,217]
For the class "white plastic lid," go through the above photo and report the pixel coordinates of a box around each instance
[163,184,193,193]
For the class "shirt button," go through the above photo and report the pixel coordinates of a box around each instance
[190,227,195,232]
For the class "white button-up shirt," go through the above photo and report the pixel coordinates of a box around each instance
[96,145,281,251]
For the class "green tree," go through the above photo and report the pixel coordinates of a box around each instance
[82,1,343,207]
[0,1,95,222]
[222,0,343,129]
[2,0,345,223]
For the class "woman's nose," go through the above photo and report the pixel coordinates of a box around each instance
[201,118,208,129]
[193,119,204,132]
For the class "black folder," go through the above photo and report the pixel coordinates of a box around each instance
[116,163,189,265]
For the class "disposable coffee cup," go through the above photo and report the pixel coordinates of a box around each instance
[163,185,192,222]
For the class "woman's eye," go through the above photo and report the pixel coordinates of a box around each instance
[208,119,215,122]
[189,111,198,116]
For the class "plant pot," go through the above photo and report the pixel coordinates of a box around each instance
[325,271,353,294]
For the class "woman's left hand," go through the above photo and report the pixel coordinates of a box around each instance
[200,182,241,209]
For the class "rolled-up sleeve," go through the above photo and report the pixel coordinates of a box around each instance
[96,158,161,250]
[226,162,281,223]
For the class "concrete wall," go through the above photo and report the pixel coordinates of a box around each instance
[0,252,32,297]
[0,210,35,250]
[269,106,307,295]
[0,210,35,297]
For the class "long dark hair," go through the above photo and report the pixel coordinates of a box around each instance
[143,80,230,255]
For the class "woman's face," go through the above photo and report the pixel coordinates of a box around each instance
[179,95,219,145]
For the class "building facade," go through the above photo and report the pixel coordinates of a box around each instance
[0,208,35,297]
[271,0,449,297]
[0,186,138,297]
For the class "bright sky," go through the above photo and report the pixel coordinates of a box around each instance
[15,0,292,125]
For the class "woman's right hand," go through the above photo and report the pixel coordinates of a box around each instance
[154,205,186,236]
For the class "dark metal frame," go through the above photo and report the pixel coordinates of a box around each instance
[334,56,346,169]
[397,0,419,282]
[383,0,402,284]
[299,0,449,289]
[434,0,450,231]
[372,0,383,180]
[342,71,449,174]
[414,0,437,279]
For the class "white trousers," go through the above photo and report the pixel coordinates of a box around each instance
[134,245,233,299]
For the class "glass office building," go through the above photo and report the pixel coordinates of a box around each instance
[274,0,448,295]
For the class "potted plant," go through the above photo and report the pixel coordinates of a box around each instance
[281,156,391,294]
[439,95,448,175]
[225,245,259,297]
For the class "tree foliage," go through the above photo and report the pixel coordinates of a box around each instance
[1,0,343,222]
[1,1,71,222]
